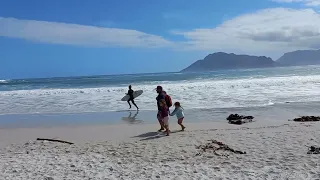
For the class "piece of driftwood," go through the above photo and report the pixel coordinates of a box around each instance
[36,138,74,145]
[290,116,320,122]
[196,139,246,156]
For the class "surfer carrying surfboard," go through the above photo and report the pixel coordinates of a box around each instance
[126,85,139,110]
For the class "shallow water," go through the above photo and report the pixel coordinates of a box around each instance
[1,101,320,129]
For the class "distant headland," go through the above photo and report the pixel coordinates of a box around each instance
[181,49,320,72]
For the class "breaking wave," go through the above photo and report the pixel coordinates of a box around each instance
[1,74,320,115]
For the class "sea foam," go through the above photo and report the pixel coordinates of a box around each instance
[1,74,320,115]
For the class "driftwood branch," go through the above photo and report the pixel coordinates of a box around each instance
[36,138,74,145]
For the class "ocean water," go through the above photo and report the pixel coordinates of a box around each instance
[1,65,320,116]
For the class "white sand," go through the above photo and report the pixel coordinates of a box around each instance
[1,121,320,179]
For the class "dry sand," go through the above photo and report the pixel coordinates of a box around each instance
[1,121,320,179]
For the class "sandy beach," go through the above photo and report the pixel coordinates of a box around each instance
[1,120,320,180]
[4,0,320,178]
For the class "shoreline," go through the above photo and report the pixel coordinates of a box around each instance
[1,100,320,130]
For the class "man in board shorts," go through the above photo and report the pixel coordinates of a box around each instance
[156,86,168,132]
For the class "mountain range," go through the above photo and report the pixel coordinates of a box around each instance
[181,49,320,72]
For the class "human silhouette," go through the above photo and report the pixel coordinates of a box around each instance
[127,85,139,110]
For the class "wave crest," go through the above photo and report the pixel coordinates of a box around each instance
[0,80,8,84]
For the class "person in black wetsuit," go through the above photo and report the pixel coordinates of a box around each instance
[127,85,139,110]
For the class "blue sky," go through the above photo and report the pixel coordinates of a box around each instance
[1,0,320,79]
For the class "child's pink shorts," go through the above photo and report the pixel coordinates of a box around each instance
[178,117,184,124]
[162,116,169,126]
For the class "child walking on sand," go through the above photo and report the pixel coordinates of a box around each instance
[170,102,186,131]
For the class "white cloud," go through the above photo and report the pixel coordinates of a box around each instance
[272,0,320,7]
[173,8,320,58]
[0,17,173,48]
[2,8,320,59]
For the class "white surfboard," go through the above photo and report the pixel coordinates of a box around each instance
[121,90,143,101]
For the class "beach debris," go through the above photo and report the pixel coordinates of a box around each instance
[44,177,54,180]
[226,114,254,125]
[196,139,246,157]
[307,146,320,154]
[36,138,74,145]
[290,116,320,122]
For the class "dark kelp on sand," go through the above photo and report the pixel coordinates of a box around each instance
[226,114,254,125]
[196,139,246,157]
[290,116,320,122]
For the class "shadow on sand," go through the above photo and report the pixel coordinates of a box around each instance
[132,130,182,141]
